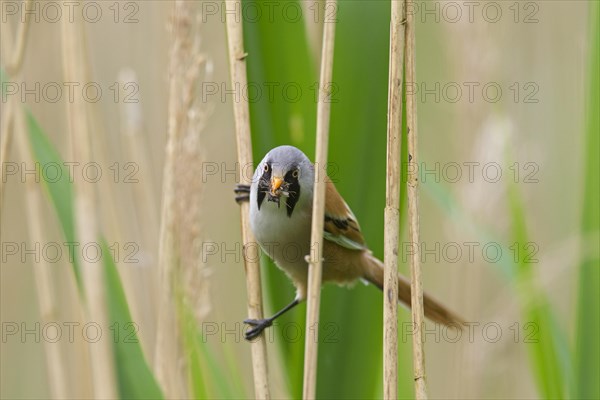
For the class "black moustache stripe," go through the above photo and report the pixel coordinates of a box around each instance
[284,168,300,218]
[256,162,271,210]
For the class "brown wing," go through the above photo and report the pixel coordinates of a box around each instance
[323,179,367,250]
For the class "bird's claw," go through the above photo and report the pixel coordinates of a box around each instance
[234,184,250,204]
[243,318,272,341]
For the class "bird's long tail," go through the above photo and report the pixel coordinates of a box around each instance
[362,253,464,327]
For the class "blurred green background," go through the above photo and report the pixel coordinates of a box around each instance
[1,1,598,399]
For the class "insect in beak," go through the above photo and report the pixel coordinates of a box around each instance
[268,176,285,207]
[270,176,283,196]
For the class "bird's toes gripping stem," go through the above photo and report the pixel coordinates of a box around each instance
[243,318,273,341]
[234,184,251,204]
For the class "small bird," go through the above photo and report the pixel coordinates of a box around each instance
[235,145,463,340]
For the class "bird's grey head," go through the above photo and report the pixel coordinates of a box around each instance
[252,145,314,217]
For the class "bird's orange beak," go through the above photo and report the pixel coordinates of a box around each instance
[270,176,283,195]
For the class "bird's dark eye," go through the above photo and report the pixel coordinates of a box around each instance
[263,163,269,172]
[292,169,300,179]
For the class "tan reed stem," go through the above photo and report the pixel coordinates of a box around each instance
[405,1,428,398]
[383,1,407,398]
[60,10,118,399]
[302,1,337,398]
[225,1,271,398]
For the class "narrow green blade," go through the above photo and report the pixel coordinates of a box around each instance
[508,180,568,399]
[26,110,83,291]
[574,3,600,399]
[101,239,164,399]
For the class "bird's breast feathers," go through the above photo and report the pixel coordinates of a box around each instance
[250,182,313,267]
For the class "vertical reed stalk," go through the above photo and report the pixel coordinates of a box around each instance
[384,1,406,398]
[154,24,183,397]
[154,1,211,397]
[3,20,70,392]
[225,2,270,398]
[60,11,117,399]
[0,0,32,212]
[4,0,32,76]
[302,1,337,398]
[405,2,428,399]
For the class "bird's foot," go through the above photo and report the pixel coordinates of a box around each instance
[234,184,250,204]
[243,318,273,341]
